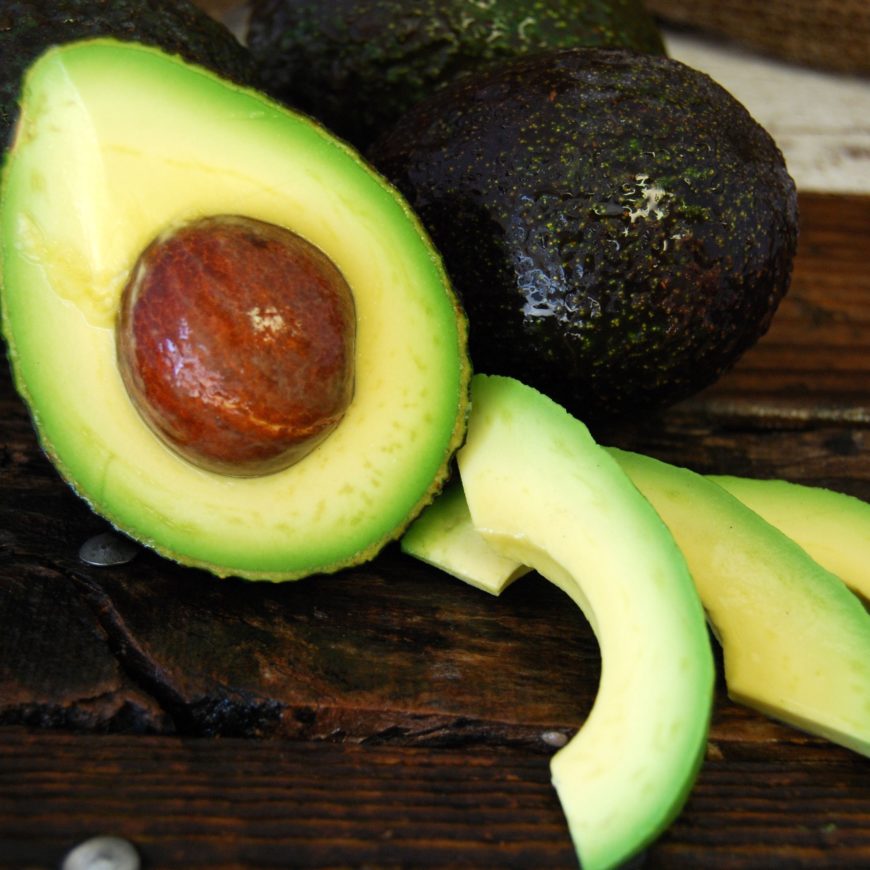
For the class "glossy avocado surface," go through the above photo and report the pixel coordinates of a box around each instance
[0,0,257,149]
[369,47,799,424]
[247,0,665,148]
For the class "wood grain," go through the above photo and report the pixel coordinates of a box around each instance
[2,193,870,867]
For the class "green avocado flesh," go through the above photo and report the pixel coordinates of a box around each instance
[247,0,665,149]
[369,48,798,423]
[711,474,870,604]
[611,449,870,757]
[412,375,713,870]
[401,479,531,595]
[406,439,870,759]
[0,39,470,580]
[0,0,257,151]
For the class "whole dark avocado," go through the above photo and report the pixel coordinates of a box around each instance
[369,48,799,424]
[0,0,258,150]
[246,0,665,149]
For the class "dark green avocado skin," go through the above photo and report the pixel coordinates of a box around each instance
[0,0,258,150]
[368,48,799,424]
[247,0,665,149]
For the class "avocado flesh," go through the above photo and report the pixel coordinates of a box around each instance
[453,375,713,870]
[0,0,257,151]
[711,475,870,604]
[610,449,870,757]
[248,0,665,149]
[401,480,531,595]
[0,39,470,580]
[369,48,798,423]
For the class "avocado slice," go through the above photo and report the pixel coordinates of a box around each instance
[446,375,713,870]
[0,0,257,152]
[369,47,798,423]
[247,0,665,149]
[0,39,470,580]
[610,448,870,757]
[710,474,870,604]
[401,479,531,595]
[407,450,870,756]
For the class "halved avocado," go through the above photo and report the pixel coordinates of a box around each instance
[0,39,470,580]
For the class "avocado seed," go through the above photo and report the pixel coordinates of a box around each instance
[116,215,356,476]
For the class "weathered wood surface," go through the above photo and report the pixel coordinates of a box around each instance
[2,193,870,867]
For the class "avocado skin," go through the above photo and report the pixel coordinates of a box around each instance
[246,0,665,149]
[369,48,798,424]
[1,0,258,150]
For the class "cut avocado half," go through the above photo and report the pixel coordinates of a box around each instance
[710,474,870,604]
[441,375,713,870]
[0,39,470,580]
[610,448,870,757]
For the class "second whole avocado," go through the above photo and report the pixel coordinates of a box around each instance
[246,0,665,149]
[369,47,799,424]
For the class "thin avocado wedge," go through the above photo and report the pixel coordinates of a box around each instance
[610,448,870,757]
[447,375,713,870]
[0,39,470,580]
[711,474,870,604]
[401,479,530,595]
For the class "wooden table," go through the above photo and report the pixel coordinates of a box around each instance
[2,193,869,868]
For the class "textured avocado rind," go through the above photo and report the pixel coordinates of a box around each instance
[0,0,257,150]
[246,0,665,149]
[369,47,799,423]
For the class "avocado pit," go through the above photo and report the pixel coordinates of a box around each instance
[116,215,356,476]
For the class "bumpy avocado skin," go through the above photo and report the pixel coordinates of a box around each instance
[369,48,798,423]
[246,0,665,148]
[0,0,257,150]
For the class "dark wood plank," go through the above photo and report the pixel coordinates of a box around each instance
[0,731,571,869]
[2,729,869,870]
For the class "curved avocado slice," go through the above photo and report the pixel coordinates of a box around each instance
[247,0,665,149]
[710,474,870,604]
[0,39,470,580]
[610,448,870,757]
[452,375,713,870]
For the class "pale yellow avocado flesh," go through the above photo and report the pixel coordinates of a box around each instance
[611,448,870,757]
[401,480,530,594]
[0,40,469,579]
[451,376,713,870]
[711,474,870,603]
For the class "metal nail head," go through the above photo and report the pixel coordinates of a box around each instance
[61,835,140,870]
[79,532,140,567]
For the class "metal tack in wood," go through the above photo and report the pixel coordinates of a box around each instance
[61,835,140,870]
[78,532,140,567]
